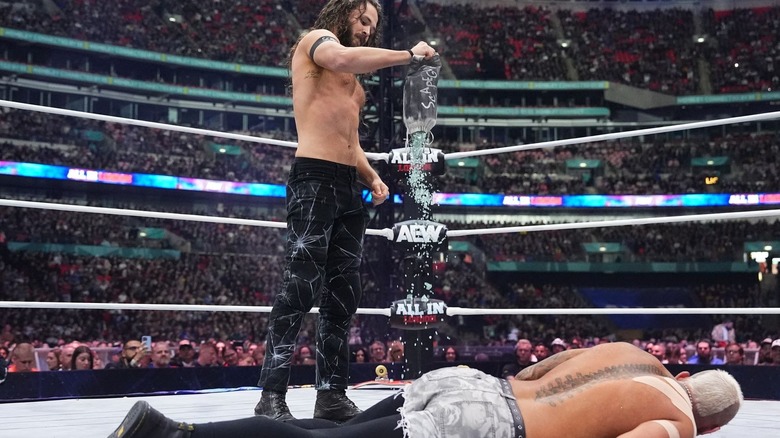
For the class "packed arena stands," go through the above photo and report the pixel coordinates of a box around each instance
[1,1,779,371]
[1,2,778,93]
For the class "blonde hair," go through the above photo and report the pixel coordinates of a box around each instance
[689,369,743,426]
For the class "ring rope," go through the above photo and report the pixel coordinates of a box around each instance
[0,198,287,228]
[0,198,394,239]
[445,110,780,160]
[446,208,780,237]
[444,307,780,316]
[0,99,389,162]
[0,301,777,316]
[0,301,390,316]
[2,199,779,239]
[5,99,779,163]
[0,99,298,149]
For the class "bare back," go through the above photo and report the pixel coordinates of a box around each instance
[291,31,365,166]
[512,343,696,438]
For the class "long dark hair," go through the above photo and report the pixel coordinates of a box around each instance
[71,345,94,370]
[313,0,383,48]
[287,0,383,92]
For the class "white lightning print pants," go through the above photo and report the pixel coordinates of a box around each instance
[259,157,369,393]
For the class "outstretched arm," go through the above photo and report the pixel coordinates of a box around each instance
[300,30,435,74]
[617,420,691,438]
[515,349,588,381]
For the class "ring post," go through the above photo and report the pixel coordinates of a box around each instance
[391,54,445,378]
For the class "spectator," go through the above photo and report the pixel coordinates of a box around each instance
[195,343,219,368]
[238,354,256,367]
[687,339,724,365]
[724,342,745,366]
[215,341,226,365]
[501,339,536,380]
[0,324,14,346]
[148,341,174,369]
[170,340,197,368]
[251,342,266,367]
[59,343,78,371]
[8,342,37,372]
[45,349,62,371]
[105,340,149,369]
[711,320,736,348]
[293,345,315,366]
[533,343,550,362]
[351,347,368,364]
[672,345,689,365]
[770,340,780,366]
[386,341,404,364]
[70,345,94,370]
[758,338,773,365]
[222,346,240,367]
[650,343,668,364]
[368,341,387,363]
[550,338,566,355]
[443,346,459,363]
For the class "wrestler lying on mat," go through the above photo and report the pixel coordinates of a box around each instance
[108,342,742,438]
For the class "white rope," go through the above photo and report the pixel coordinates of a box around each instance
[0,99,391,161]
[0,301,391,316]
[0,199,394,239]
[364,151,390,162]
[445,110,780,160]
[6,100,777,162]
[447,208,780,237]
[445,307,780,316]
[0,301,776,316]
[0,99,298,148]
[3,199,778,240]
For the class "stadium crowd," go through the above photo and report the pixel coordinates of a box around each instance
[0,193,776,370]
[1,1,779,378]
[2,109,779,195]
[2,2,777,94]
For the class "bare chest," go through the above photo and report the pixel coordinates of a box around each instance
[303,68,365,106]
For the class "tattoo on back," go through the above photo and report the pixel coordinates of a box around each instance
[535,363,664,407]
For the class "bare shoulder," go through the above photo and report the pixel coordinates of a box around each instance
[589,342,661,359]
[297,29,340,58]
[595,342,643,353]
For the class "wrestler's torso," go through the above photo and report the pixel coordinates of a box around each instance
[291,41,364,167]
[512,344,695,438]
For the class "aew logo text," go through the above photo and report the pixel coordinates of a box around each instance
[393,220,447,245]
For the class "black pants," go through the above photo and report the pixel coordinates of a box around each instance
[193,394,404,438]
[259,157,369,393]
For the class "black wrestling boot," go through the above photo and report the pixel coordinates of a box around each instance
[108,400,194,438]
[313,389,363,422]
[254,390,296,421]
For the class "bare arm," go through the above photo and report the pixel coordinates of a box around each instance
[356,144,389,205]
[302,30,435,74]
[617,420,689,438]
[515,349,588,381]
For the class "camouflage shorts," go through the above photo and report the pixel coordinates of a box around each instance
[398,367,526,438]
